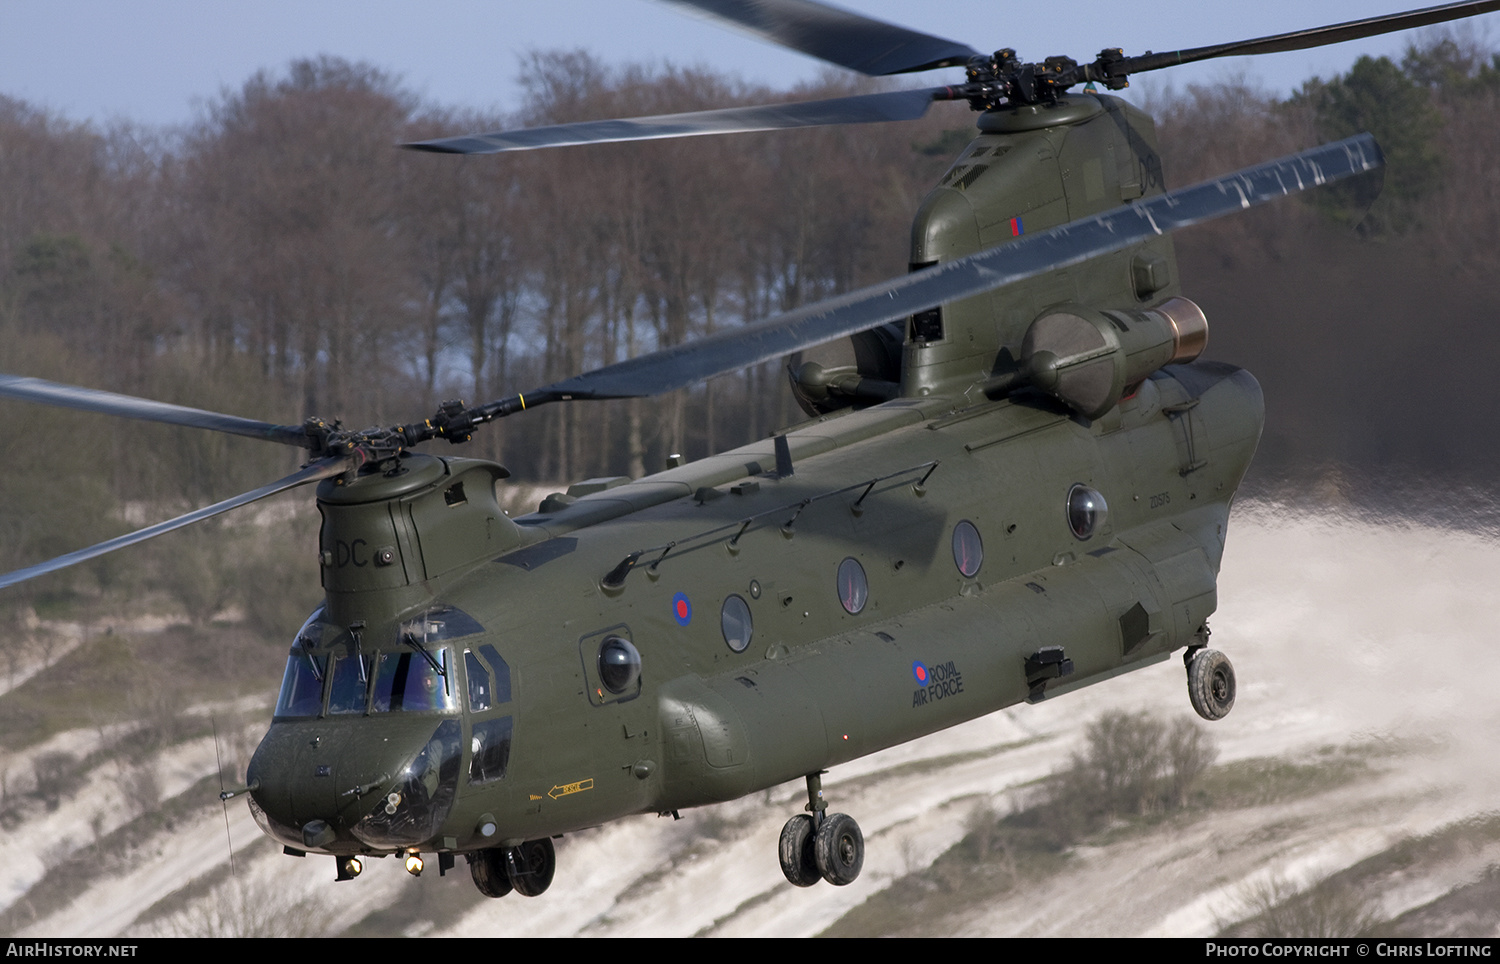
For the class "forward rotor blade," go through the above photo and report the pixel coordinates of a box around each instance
[1119,1,1500,77]
[0,457,355,590]
[404,86,951,154]
[0,373,310,448]
[537,135,1382,400]
[660,0,981,75]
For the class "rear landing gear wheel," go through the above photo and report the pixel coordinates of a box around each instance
[813,812,864,886]
[778,814,821,887]
[468,847,513,898]
[1187,648,1236,721]
[505,837,556,897]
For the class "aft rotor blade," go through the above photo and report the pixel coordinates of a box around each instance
[0,373,310,448]
[405,86,952,154]
[1119,1,1500,76]
[535,135,1382,400]
[0,457,355,590]
[661,0,981,75]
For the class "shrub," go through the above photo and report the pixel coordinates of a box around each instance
[1026,710,1219,846]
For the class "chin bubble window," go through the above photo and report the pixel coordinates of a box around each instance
[1066,484,1107,540]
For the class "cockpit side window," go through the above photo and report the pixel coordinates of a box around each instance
[274,649,325,718]
[275,607,338,718]
[478,644,511,703]
[465,650,491,712]
[465,642,512,784]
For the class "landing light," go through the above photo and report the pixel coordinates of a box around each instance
[337,856,363,881]
[405,852,424,876]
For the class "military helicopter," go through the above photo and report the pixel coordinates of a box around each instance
[2,0,1495,901]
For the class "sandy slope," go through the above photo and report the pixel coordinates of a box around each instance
[6,505,1499,937]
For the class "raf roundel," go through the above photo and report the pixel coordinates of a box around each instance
[672,592,692,626]
[912,661,928,685]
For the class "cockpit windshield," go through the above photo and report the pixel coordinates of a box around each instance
[327,652,369,714]
[272,604,481,719]
[371,650,454,712]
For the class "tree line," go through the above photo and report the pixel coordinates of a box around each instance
[4,33,1500,590]
[0,57,956,488]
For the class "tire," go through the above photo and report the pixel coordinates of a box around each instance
[505,837,556,897]
[1188,648,1236,721]
[813,812,864,886]
[778,814,821,887]
[468,848,512,898]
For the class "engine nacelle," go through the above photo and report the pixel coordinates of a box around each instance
[1021,297,1207,418]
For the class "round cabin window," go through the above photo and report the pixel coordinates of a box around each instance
[721,595,753,653]
[1066,484,1108,540]
[837,557,868,615]
[952,520,983,577]
[598,636,641,694]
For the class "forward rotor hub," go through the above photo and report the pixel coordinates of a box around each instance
[960,48,1129,110]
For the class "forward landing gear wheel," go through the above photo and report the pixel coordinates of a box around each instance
[778,814,821,887]
[814,812,864,886]
[468,847,513,898]
[505,837,556,897]
[1187,648,1236,721]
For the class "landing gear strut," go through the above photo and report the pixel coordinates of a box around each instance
[467,837,556,898]
[778,771,864,887]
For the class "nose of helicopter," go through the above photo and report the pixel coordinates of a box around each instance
[247,721,357,849]
[247,717,460,852]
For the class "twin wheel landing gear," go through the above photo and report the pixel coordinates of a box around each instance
[779,772,864,887]
[467,837,556,898]
[1185,633,1236,722]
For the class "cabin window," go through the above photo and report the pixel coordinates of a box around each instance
[952,520,983,577]
[598,636,642,695]
[837,557,868,615]
[1066,484,1108,540]
[721,594,753,653]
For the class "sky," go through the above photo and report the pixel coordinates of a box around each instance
[3,1,1498,131]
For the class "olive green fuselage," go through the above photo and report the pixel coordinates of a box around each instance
[247,94,1264,863]
[248,359,1262,854]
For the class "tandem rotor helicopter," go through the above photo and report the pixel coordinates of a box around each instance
[3,0,1495,900]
